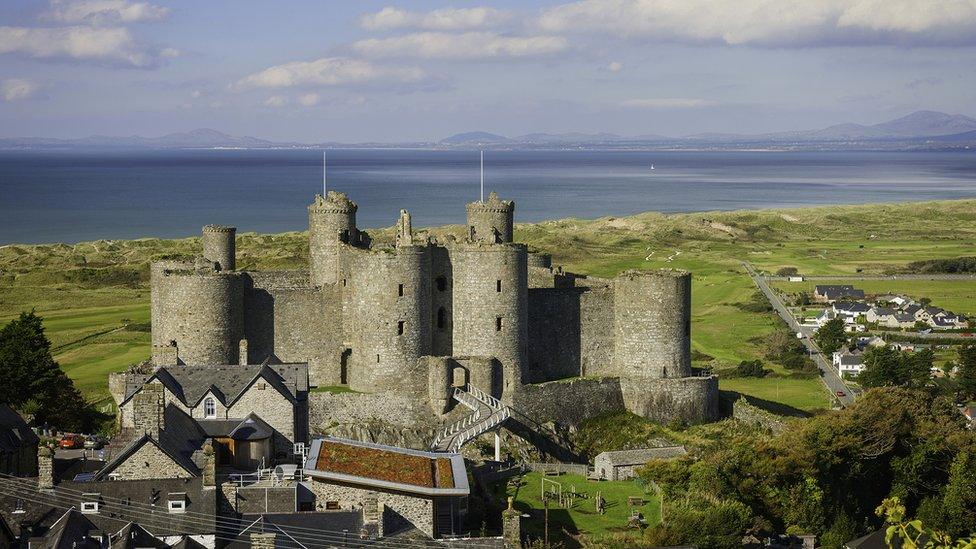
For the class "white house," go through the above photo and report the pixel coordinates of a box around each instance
[832,352,865,378]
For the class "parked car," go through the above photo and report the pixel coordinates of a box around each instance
[84,436,105,450]
[836,390,846,397]
[59,434,85,449]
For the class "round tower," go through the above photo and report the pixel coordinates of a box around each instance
[150,261,244,365]
[466,192,514,243]
[309,191,359,286]
[612,269,691,379]
[202,225,236,271]
[451,243,527,396]
[527,251,552,269]
[344,246,432,395]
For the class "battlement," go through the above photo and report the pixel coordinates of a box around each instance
[617,268,690,280]
[202,224,236,234]
[466,191,514,213]
[309,191,358,214]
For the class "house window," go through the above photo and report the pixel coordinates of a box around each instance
[496,317,503,331]
[168,500,186,514]
[326,501,340,510]
[436,277,447,292]
[437,307,446,330]
[398,284,404,297]
[204,397,216,419]
[397,321,405,335]
[496,280,502,292]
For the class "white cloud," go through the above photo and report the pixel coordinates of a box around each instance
[298,93,320,107]
[353,32,569,59]
[0,25,162,66]
[1,79,40,101]
[361,6,510,30]
[538,0,976,47]
[621,98,717,108]
[233,57,427,90]
[264,95,287,107]
[607,61,623,72]
[46,0,169,24]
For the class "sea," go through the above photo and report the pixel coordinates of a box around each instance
[1,149,975,245]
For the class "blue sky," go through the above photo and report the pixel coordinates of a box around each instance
[1,0,975,142]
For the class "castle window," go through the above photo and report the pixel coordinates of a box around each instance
[398,284,404,297]
[496,317,503,331]
[376,354,381,363]
[496,280,502,292]
[342,278,347,287]
[340,230,350,243]
[397,321,405,335]
[436,277,447,292]
[203,397,216,419]
[437,307,446,330]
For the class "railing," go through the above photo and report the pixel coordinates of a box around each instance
[449,406,510,452]
[429,384,511,452]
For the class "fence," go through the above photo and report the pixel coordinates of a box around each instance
[523,462,591,476]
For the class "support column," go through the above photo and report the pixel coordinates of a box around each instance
[494,431,501,462]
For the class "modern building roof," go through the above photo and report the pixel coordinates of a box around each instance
[303,437,469,497]
[595,446,688,466]
[121,363,308,409]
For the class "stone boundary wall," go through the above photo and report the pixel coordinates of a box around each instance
[524,462,590,475]
[510,377,624,428]
[309,391,440,449]
[732,397,787,434]
[620,375,719,424]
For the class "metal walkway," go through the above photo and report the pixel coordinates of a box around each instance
[429,385,510,453]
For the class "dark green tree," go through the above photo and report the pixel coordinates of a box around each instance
[814,317,847,355]
[0,311,96,430]
[957,343,976,401]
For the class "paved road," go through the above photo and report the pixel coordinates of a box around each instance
[765,274,976,281]
[744,262,856,407]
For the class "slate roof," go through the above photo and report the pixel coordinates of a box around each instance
[595,446,688,466]
[121,363,308,409]
[0,404,39,453]
[95,434,199,481]
[870,307,896,317]
[96,405,209,481]
[903,305,923,316]
[34,508,101,549]
[224,512,365,549]
[834,302,870,313]
[197,413,273,441]
[837,354,864,366]
[109,522,168,549]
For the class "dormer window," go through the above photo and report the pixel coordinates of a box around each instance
[168,493,187,514]
[204,397,216,419]
[81,494,101,514]
[13,499,24,514]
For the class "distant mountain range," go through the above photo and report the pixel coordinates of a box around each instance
[2,111,975,151]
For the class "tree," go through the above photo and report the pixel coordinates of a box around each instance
[957,343,976,401]
[858,347,932,388]
[776,266,799,277]
[734,360,767,378]
[0,311,98,430]
[815,317,847,355]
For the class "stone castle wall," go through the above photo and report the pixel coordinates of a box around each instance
[202,225,236,272]
[526,285,615,382]
[620,376,719,424]
[510,377,625,427]
[613,270,692,379]
[309,192,359,286]
[151,261,244,365]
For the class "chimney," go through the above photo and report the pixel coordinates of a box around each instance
[250,532,276,549]
[502,497,522,549]
[202,442,216,488]
[239,339,248,366]
[133,383,165,439]
[37,446,54,492]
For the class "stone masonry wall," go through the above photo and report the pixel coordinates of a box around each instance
[307,479,435,538]
[227,383,297,455]
[510,377,625,427]
[613,270,691,379]
[110,441,193,480]
[309,392,440,450]
[526,286,615,382]
[201,225,236,272]
[620,376,719,424]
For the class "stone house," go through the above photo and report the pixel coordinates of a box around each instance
[593,446,687,481]
[110,363,308,477]
[302,436,469,539]
[0,404,38,478]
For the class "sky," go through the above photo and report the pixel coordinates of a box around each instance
[1,0,975,142]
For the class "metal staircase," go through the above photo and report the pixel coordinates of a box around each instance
[429,385,510,453]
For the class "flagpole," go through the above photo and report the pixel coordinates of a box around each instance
[480,150,484,202]
[322,150,327,196]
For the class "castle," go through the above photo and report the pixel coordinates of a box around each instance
[148,190,717,448]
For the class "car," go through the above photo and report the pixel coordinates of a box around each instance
[836,390,846,397]
[58,434,85,449]
[84,436,105,450]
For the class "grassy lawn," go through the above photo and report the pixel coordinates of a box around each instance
[720,377,831,410]
[497,471,660,546]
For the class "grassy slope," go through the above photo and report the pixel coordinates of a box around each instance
[3,199,975,409]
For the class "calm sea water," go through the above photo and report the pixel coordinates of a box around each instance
[1,149,975,244]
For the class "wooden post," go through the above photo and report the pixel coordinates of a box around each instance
[544,497,549,547]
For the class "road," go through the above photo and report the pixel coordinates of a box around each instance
[765,274,976,281]
[743,262,856,407]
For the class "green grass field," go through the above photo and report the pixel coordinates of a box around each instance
[3,198,976,413]
[497,471,661,545]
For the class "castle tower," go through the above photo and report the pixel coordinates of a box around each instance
[343,246,432,395]
[612,270,692,379]
[451,243,528,396]
[466,192,514,244]
[309,191,359,286]
[202,225,236,271]
[150,261,244,365]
